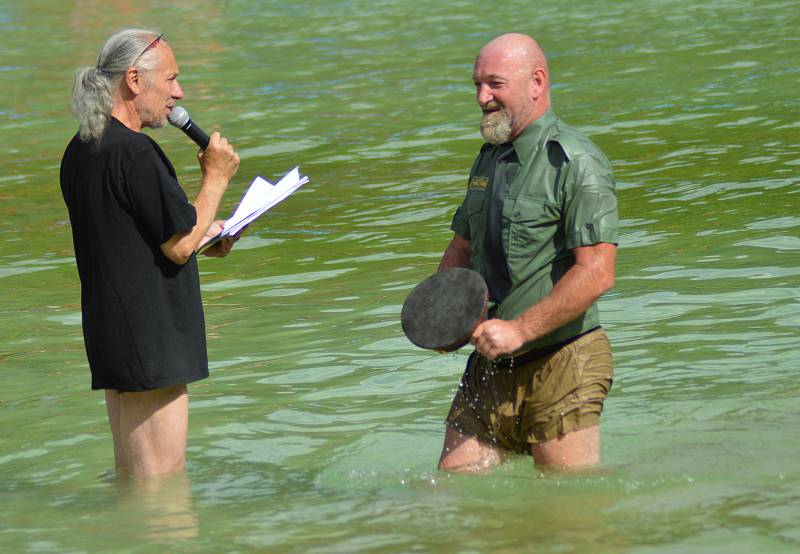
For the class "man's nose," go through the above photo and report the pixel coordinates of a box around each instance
[173,81,184,100]
[476,84,492,106]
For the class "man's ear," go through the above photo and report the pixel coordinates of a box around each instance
[530,67,547,100]
[123,67,143,96]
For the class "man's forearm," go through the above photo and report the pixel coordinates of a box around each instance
[438,234,472,271]
[515,267,604,343]
[515,243,616,344]
[190,178,229,245]
[161,176,228,264]
[160,133,240,265]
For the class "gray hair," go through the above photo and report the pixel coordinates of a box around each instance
[71,29,165,142]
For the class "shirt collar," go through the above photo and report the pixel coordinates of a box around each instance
[509,109,558,164]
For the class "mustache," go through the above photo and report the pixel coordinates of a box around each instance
[482,101,502,112]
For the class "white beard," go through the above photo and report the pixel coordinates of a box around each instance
[135,91,168,129]
[480,109,512,145]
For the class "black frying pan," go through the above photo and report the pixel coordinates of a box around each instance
[401,268,488,352]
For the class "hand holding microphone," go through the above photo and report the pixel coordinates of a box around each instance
[169,106,239,184]
[168,106,240,257]
[199,133,240,185]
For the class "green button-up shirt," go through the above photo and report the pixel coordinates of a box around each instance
[451,110,618,350]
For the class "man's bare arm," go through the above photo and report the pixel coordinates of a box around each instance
[438,233,472,271]
[160,133,240,265]
[471,242,616,359]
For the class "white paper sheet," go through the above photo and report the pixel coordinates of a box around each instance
[198,166,309,252]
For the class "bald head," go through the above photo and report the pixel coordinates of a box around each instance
[473,33,550,143]
[477,33,549,77]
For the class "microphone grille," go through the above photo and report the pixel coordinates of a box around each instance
[168,106,190,128]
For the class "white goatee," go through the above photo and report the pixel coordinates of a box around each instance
[480,109,512,145]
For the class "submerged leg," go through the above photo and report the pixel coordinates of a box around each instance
[530,424,600,471]
[438,426,506,474]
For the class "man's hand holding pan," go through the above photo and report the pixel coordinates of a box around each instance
[470,319,526,361]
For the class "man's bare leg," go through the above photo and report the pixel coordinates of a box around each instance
[113,384,189,478]
[116,473,199,541]
[105,390,124,471]
[530,425,600,470]
[438,426,506,474]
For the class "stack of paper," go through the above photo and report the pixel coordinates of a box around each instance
[199,166,309,252]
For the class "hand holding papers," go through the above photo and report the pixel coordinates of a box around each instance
[199,166,309,253]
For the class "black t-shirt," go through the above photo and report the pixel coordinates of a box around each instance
[60,118,209,391]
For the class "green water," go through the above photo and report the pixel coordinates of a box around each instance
[2,0,800,552]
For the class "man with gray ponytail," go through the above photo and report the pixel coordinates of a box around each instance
[60,29,241,478]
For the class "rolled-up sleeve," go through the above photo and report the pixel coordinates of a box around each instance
[450,202,471,241]
[563,153,618,249]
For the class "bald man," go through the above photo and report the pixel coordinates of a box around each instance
[437,33,618,472]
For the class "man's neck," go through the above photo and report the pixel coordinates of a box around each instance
[110,100,142,132]
[510,100,551,141]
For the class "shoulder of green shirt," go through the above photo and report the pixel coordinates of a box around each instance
[546,119,609,165]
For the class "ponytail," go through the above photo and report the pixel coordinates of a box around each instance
[71,66,116,142]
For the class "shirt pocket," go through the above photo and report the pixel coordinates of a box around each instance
[466,189,488,231]
[507,197,561,260]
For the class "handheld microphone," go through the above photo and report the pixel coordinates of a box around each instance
[168,106,210,149]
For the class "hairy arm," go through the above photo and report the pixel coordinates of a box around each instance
[438,233,472,271]
[471,242,616,359]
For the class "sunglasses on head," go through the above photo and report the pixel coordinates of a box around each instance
[132,33,164,66]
